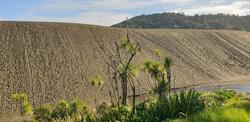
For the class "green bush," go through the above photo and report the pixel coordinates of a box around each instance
[214,89,236,102]
[50,99,93,121]
[136,90,204,122]
[34,104,52,121]
[51,100,70,119]
[13,94,94,122]
[16,90,248,122]
[204,89,237,107]
[96,105,139,122]
[12,93,33,120]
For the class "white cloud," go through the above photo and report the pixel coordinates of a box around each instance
[160,0,193,3]
[85,0,153,10]
[0,17,3,20]
[22,0,194,26]
[18,0,250,26]
[173,1,250,16]
[27,0,194,12]
[26,0,151,13]
[22,11,131,26]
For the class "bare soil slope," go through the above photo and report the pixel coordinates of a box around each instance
[0,22,250,117]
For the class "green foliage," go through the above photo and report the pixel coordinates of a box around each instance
[241,101,250,113]
[154,48,163,58]
[12,91,204,122]
[12,93,33,118]
[68,99,87,116]
[136,90,204,122]
[116,36,140,106]
[187,107,250,122]
[13,90,250,122]
[12,93,29,102]
[120,37,139,54]
[203,89,237,107]
[49,99,94,121]
[170,93,250,122]
[91,75,104,87]
[13,95,93,122]
[96,105,132,122]
[120,37,130,49]
[51,100,70,118]
[112,12,250,31]
[34,104,52,121]
[119,64,138,78]
[143,48,174,99]
[164,57,173,69]
[143,60,167,97]
[213,89,236,102]
[143,58,173,98]
[52,114,95,122]
[143,60,165,81]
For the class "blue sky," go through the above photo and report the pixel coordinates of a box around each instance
[0,0,250,26]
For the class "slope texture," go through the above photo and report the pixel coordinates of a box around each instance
[0,22,250,117]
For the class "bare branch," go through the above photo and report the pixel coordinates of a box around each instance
[115,42,125,67]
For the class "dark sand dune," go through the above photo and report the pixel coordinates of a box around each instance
[0,22,250,117]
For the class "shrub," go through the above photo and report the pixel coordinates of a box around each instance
[12,93,33,120]
[51,100,70,119]
[213,89,236,102]
[203,89,237,107]
[136,90,204,122]
[13,94,93,122]
[175,90,204,116]
[49,99,92,121]
[96,105,136,122]
[34,104,52,121]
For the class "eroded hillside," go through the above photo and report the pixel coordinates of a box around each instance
[0,22,250,117]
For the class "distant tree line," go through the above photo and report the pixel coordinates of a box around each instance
[112,13,250,31]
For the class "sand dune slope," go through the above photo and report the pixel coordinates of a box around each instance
[0,22,250,117]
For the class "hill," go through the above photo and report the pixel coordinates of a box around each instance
[0,22,250,118]
[112,13,250,31]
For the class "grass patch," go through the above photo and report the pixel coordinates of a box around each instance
[188,107,250,122]
[170,107,250,122]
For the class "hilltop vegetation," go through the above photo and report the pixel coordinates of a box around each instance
[112,13,250,31]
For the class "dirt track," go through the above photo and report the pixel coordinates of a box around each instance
[0,22,250,118]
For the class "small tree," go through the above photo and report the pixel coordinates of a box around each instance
[143,49,173,99]
[117,37,140,106]
[96,27,140,107]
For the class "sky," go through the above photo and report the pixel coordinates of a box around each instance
[0,0,250,26]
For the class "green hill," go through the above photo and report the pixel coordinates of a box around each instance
[112,13,250,31]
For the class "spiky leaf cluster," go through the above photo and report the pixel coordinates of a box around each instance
[143,60,165,81]
[119,64,138,79]
[91,75,104,87]
[120,37,140,54]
